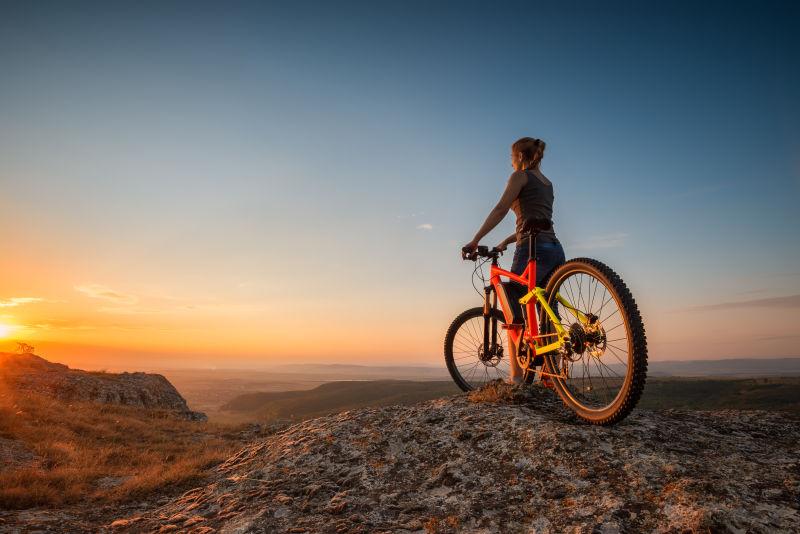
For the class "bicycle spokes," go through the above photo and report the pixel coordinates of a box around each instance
[548,271,631,409]
[449,313,510,388]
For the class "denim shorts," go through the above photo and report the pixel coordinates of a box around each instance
[510,240,566,285]
[506,240,565,322]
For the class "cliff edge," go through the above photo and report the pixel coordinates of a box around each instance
[0,352,205,421]
[111,383,799,533]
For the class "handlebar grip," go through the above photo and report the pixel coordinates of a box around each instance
[462,245,500,261]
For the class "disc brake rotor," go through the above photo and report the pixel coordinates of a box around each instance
[565,320,608,360]
[477,343,502,367]
[584,320,607,358]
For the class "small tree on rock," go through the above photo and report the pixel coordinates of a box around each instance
[15,341,35,355]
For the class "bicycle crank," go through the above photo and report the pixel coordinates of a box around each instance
[516,341,532,370]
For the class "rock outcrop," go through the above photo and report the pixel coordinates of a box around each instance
[111,382,799,533]
[0,352,205,421]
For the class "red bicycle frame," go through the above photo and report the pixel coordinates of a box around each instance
[472,226,556,363]
[489,257,538,347]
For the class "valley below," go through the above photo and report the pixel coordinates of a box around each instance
[162,364,800,426]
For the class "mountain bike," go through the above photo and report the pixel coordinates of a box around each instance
[444,218,647,425]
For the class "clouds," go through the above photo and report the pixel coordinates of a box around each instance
[0,297,44,308]
[755,334,800,341]
[689,294,800,311]
[96,306,173,315]
[72,285,231,316]
[396,212,425,220]
[570,233,628,251]
[74,284,138,305]
[396,212,432,230]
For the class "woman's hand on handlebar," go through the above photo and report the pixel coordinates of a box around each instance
[495,233,516,253]
[462,242,504,261]
[462,239,479,259]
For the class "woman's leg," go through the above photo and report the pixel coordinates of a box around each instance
[507,243,528,384]
[507,334,522,383]
[535,241,565,286]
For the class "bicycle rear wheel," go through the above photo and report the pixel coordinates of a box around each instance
[444,307,511,391]
[541,258,647,425]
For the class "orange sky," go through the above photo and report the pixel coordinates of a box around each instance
[2,256,799,371]
[0,276,448,368]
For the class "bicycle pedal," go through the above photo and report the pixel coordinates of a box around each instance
[533,375,554,389]
[541,378,555,389]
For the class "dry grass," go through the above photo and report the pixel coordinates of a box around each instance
[467,379,520,404]
[0,382,242,509]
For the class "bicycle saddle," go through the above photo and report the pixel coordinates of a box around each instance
[522,218,553,233]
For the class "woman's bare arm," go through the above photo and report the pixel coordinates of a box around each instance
[496,233,517,251]
[468,172,527,245]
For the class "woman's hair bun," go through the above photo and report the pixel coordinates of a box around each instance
[512,137,546,169]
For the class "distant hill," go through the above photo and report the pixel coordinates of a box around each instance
[222,376,800,424]
[266,363,451,380]
[647,357,800,376]
[222,380,459,421]
[270,358,800,379]
[163,358,800,422]
[638,376,800,412]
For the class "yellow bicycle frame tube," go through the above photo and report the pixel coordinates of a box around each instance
[518,289,587,355]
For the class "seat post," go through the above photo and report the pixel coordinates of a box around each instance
[528,232,538,262]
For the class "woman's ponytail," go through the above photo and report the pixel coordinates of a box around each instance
[512,137,546,170]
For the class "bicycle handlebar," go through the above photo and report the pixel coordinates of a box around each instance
[461,245,502,261]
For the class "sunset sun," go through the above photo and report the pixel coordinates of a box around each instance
[0,324,13,339]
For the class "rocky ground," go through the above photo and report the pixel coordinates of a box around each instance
[0,352,205,420]
[1,378,798,533]
[88,381,799,534]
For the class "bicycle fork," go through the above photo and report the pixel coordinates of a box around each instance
[482,286,498,358]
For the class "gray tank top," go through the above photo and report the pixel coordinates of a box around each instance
[510,169,558,244]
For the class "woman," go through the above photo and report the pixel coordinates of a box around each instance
[463,137,566,384]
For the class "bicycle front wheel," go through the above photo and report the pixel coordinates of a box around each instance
[444,307,511,391]
[542,258,648,425]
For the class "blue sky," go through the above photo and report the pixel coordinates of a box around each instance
[0,1,798,367]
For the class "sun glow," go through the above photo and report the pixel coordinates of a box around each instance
[0,324,13,339]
